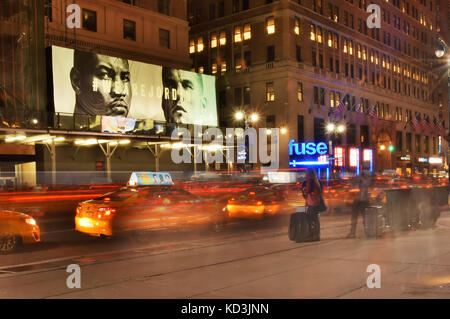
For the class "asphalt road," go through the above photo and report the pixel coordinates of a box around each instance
[1,209,450,299]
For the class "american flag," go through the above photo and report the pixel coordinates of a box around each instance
[439,120,446,136]
[355,104,361,113]
[412,113,422,132]
[368,104,377,117]
[423,116,433,134]
[433,118,440,136]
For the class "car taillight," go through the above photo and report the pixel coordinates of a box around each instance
[256,201,263,206]
[98,207,117,219]
[76,206,82,215]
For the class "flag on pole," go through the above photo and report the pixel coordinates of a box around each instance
[411,113,420,131]
[439,120,446,136]
[355,104,361,113]
[423,116,433,134]
[368,104,377,117]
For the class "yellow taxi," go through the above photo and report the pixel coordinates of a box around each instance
[75,172,228,237]
[0,210,40,254]
[226,186,289,218]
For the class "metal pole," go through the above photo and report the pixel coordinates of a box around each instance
[51,138,56,187]
[155,144,159,172]
[106,142,111,182]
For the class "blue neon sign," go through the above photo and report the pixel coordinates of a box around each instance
[289,140,328,156]
[289,140,329,168]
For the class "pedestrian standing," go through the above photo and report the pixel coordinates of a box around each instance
[304,168,323,240]
[347,170,371,238]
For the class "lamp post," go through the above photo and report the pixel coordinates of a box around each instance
[234,111,259,172]
[325,122,346,179]
[435,37,450,186]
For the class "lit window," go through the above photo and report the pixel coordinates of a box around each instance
[343,38,348,53]
[297,82,303,102]
[382,55,386,68]
[387,56,390,70]
[234,26,242,42]
[327,32,332,47]
[197,37,204,52]
[349,40,353,55]
[212,63,217,74]
[211,33,217,48]
[198,66,204,74]
[266,17,275,34]
[243,24,251,40]
[310,24,315,41]
[221,61,227,73]
[333,33,339,49]
[317,26,322,43]
[219,31,227,46]
[294,17,300,35]
[363,46,367,60]
[266,82,275,101]
[370,50,374,63]
[357,44,361,59]
[375,52,379,65]
[330,91,335,107]
[189,40,195,54]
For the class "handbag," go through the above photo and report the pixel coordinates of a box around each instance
[317,196,327,212]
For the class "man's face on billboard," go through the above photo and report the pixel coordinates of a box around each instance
[162,69,206,124]
[72,54,132,117]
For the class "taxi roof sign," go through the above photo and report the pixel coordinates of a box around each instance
[128,172,174,186]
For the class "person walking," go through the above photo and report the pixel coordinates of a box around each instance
[303,168,323,240]
[346,170,371,238]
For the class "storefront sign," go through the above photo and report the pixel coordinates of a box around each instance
[400,155,411,161]
[334,147,344,167]
[289,140,328,156]
[289,140,329,167]
[418,157,428,163]
[429,157,443,164]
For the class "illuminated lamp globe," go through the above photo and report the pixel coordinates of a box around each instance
[235,111,244,121]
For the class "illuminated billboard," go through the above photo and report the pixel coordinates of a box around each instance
[50,46,218,129]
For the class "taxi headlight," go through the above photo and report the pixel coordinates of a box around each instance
[25,218,37,226]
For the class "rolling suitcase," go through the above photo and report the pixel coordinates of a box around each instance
[289,206,320,242]
[364,206,386,239]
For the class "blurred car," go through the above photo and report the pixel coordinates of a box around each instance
[225,186,289,218]
[0,210,40,254]
[75,172,228,237]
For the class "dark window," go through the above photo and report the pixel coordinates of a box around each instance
[298,115,304,143]
[335,60,340,73]
[218,1,225,17]
[319,53,323,69]
[396,131,403,152]
[44,0,52,22]
[244,51,251,67]
[82,9,97,32]
[159,29,170,48]
[243,0,250,10]
[267,46,275,62]
[296,46,302,62]
[406,133,412,152]
[243,86,251,105]
[329,57,334,72]
[233,0,239,13]
[312,50,317,66]
[158,0,170,15]
[234,87,242,106]
[347,124,356,145]
[209,3,216,20]
[266,115,276,127]
[123,19,136,41]
[314,118,325,143]
[218,90,226,108]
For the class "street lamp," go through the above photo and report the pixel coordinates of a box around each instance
[435,37,450,184]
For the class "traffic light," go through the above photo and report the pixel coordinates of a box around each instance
[388,144,395,152]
